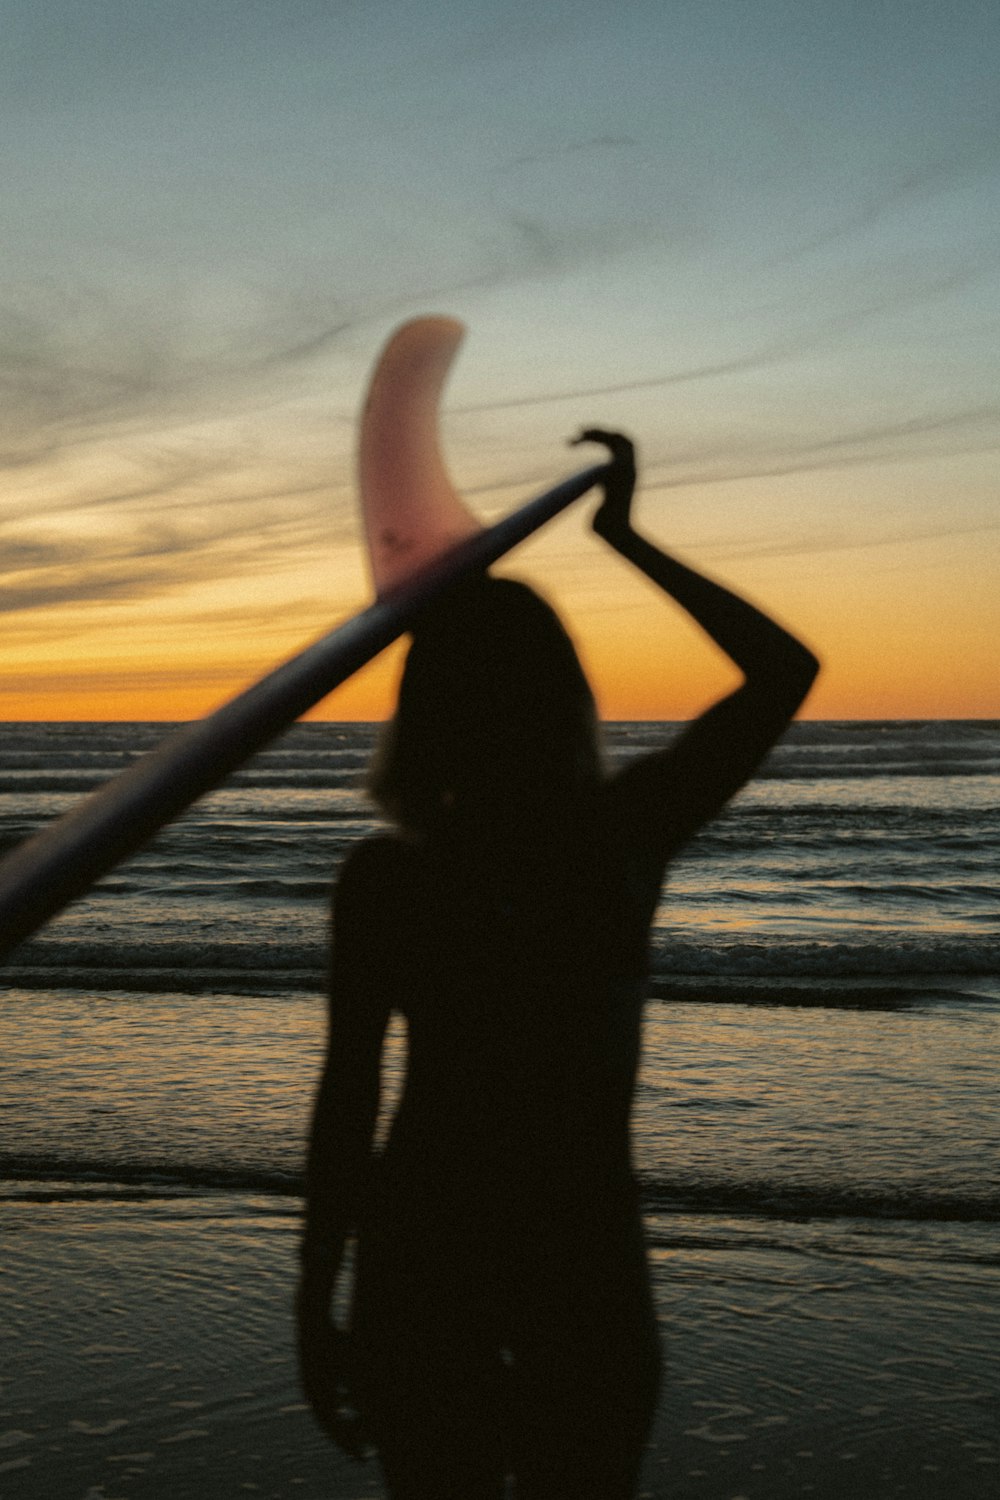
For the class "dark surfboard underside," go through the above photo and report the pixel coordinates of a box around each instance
[0,463,605,958]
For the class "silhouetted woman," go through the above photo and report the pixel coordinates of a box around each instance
[297,431,819,1498]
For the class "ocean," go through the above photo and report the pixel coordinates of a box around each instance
[1,718,998,1499]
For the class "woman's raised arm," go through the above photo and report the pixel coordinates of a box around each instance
[573,429,820,868]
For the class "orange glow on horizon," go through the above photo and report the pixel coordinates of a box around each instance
[2,637,996,724]
[2,506,996,723]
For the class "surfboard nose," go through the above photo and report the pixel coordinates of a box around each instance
[358,316,483,595]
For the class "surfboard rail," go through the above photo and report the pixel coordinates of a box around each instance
[0,463,607,959]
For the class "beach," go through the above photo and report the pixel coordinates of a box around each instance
[2,719,998,1497]
[3,1187,997,1498]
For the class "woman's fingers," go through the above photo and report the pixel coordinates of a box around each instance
[571,427,635,457]
[298,1317,373,1458]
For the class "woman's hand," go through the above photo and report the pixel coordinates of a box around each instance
[295,1284,372,1460]
[570,428,637,540]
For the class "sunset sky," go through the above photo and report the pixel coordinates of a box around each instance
[1,0,997,721]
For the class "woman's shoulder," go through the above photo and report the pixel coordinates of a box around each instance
[334,831,420,907]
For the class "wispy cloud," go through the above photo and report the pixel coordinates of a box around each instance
[451,250,1000,416]
[505,134,638,170]
[0,277,369,632]
[782,125,1000,262]
[639,404,1000,487]
[694,515,1000,566]
[0,663,252,696]
[0,483,343,621]
[0,278,361,468]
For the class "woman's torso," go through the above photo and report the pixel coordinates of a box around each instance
[358,790,661,1246]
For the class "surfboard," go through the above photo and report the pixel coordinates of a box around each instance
[0,317,606,958]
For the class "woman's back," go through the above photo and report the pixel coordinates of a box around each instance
[348,801,653,1237]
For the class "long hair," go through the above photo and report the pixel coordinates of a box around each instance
[368,575,603,837]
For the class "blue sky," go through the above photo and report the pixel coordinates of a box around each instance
[1,0,998,716]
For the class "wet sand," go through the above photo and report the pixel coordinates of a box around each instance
[2,1191,997,1499]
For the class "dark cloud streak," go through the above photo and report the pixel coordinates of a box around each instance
[693,515,1000,566]
[0,490,340,620]
[782,125,1000,262]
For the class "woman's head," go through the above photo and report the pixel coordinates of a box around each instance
[369,575,602,834]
